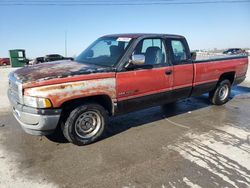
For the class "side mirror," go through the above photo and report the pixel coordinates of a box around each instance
[131,54,145,65]
[125,54,153,70]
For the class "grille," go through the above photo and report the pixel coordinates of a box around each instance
[9,80,18,92]
[8,73,22,104]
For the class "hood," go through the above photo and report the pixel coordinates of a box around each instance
[13,60,112,84]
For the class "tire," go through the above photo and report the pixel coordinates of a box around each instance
[45,124,68,143]
[61,103,108,146]
[209,79,231,105]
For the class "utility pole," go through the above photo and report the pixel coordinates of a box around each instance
[65,31,67,57]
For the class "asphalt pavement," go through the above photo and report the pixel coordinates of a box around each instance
[0,59,250,188]
[0,63,250,188]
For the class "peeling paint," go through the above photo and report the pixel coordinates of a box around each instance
[25,78,116,108]
[14,60,114,84]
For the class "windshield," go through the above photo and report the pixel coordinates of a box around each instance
[76,37,132,67]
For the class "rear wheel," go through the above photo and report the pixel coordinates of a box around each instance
[61,103,108,146]
[209,79,231,105]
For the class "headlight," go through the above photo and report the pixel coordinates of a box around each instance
[23,96,52,108]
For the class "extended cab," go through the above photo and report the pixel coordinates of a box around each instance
[8,34,249,145]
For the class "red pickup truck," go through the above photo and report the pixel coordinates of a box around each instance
[8,34,248,145]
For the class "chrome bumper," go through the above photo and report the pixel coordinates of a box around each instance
[8,90,61,136]
[12,107,61,135]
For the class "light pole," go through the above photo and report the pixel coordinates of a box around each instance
[65,31,67,57]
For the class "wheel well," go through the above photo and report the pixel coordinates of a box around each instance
[219,72,235,84]
[61,95,113,116]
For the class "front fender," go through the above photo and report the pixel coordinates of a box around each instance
[24,78,116,108]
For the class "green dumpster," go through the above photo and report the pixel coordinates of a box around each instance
[9,49,29,67]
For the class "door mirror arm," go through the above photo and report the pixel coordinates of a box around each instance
[125,62,153,70]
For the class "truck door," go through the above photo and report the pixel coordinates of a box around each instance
[116,38,173,113]
[167,38,194,99]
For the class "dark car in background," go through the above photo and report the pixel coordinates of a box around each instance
[35,57,45,64]
[29,57,44,65]
[30,54,74,65]
[0,58,10,66]
[44,54,73,62]
[223,48,246,55]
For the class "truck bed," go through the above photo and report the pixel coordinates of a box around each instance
[194,53,247,62]
[190,55,249,96]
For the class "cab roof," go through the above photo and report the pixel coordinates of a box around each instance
[102,33,184,39]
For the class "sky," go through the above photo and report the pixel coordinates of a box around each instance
[0,0,250,58]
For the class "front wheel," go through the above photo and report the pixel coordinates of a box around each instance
[209,79,231,105]
[61,103,108,146]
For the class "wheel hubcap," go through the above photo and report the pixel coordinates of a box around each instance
[75,111,101,139]
[218,85,229,101]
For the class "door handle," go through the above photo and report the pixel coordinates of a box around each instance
[165,70,172,75]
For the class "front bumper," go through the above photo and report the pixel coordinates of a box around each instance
[8,90,61,136]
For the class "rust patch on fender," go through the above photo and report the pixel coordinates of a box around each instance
[24,78,116,108]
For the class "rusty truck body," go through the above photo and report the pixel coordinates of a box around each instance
[8,34,248,145]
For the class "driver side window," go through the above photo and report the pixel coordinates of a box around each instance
[132,38,168,66]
